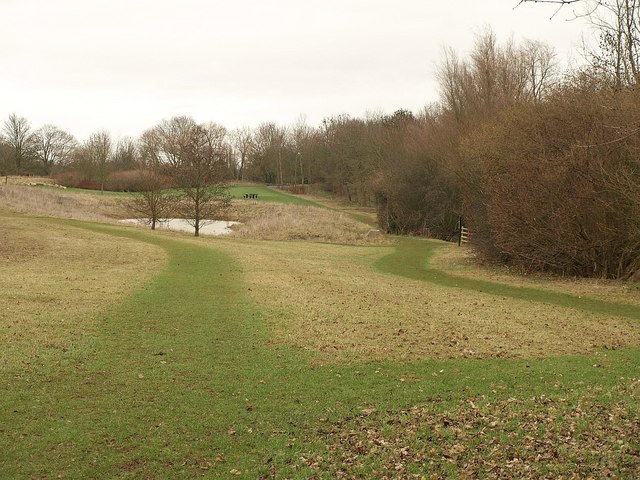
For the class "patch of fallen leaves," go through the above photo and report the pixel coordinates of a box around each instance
[297,379,640,479]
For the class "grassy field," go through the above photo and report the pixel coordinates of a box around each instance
[36,183,317,203]
[228,185,321,206]
[1,203,640,478]
[4,176,320,201]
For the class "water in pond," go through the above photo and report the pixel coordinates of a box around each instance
[119,219,239,236]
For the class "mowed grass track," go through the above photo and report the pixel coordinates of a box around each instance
[1,217,307,478]
[377,237,640,320]
[1,214,640,478]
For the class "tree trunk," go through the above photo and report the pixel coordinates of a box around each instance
[194,202,200,236]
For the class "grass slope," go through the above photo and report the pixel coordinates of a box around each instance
[228,185,320,206]
[1,216,639,478]
[21,181,318,203]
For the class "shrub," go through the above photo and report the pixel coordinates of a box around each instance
[460,78,640,279]
[77,179,101,190]
[53,170,87,189]
[105,169,149,192]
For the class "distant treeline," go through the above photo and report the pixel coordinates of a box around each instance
[2,13,639,278]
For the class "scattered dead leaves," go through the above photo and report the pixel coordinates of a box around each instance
[297,379,640,479]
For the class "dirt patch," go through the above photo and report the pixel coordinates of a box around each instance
[299,380,640,478]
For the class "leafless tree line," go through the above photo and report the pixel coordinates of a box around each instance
[520,0,640,84]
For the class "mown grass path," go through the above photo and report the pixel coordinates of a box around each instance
[2,222,315,478]
[2,220,639,478]
[376,237,640,321]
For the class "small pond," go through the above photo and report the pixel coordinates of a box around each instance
[119,219,240,236]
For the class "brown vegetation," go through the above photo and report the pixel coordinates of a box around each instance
[229,203,384,244]
[461,77,640,278]
[0,184,126,222]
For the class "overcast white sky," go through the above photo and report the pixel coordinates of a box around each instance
[0,0,591,141]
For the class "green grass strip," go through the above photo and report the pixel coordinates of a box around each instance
[228,185,321,206]
[375,237,640,320]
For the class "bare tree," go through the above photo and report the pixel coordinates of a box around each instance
[437,30,556,126]
[518,0,585,4]
[142,116,231,236]
[253,123,288,185]
[113,137,138,170]
[176,122,231,236]
[437,47,476,124]
[0,140,14,180]
[290,117,315,186]
[2,114,34,172]
[520,0,638,85]
[587,0,640,86]
[128,168,173,230]
[230,127,254,181]
[517,0,587,17]
[140,116,195,167]
[84,131,113,192]
[522,40,558,101]
[32,125,77,174]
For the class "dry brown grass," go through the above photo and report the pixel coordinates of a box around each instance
[229,203,387,245]
[0,184,127,222]
[3,175,57,186]
[210,238,640,364]
[431,244,640,307]
[300,191,378,225]
[0,211,166,367]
